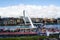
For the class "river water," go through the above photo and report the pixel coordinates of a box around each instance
[44,24,60,29]
[0,24,60,30]
[0,26,31,30]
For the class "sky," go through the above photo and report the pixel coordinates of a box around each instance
[0,0,60,7]
[0,0,60,18]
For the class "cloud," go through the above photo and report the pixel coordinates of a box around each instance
[0,4,60,18]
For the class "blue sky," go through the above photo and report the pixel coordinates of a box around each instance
[0,0,60,7]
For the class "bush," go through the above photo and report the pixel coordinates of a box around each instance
[0,36,58,40]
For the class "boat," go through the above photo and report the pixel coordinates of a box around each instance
[0,10,44,37]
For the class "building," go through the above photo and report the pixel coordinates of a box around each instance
[43,18,57,24]
[0,16,59,26]
[57,18,60,24]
